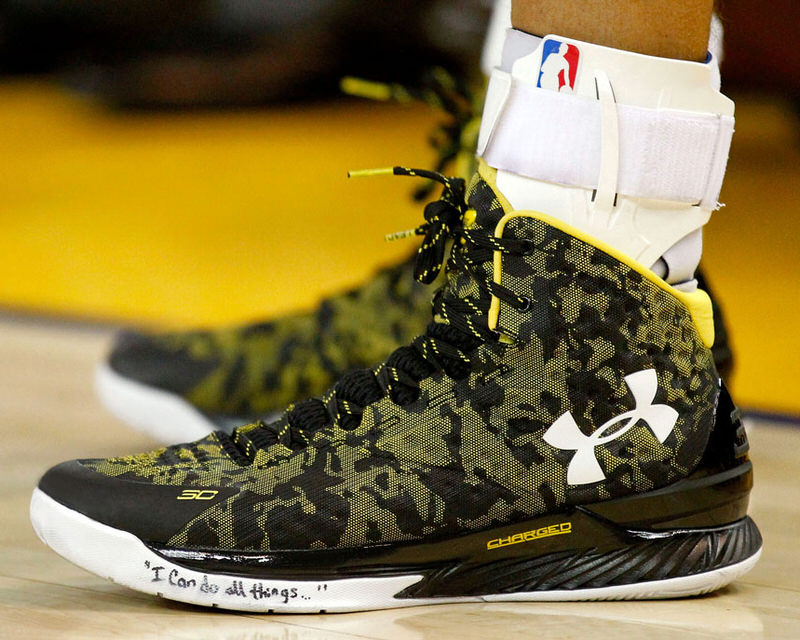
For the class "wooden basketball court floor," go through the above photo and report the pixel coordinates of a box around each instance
[0,317,798,638]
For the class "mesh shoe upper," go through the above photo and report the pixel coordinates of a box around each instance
[50,167,720,553]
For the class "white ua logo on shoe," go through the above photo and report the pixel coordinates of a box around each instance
[543,369,678,486]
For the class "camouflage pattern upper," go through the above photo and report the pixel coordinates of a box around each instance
[84,165,719,553]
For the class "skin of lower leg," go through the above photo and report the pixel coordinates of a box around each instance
[511,0,714,61]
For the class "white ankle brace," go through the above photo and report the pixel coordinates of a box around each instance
[481,0,732,288]
[478,29,733,280]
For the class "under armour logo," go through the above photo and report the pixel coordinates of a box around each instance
[543,370,678,486]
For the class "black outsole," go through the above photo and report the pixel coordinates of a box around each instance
[399,517,760,598]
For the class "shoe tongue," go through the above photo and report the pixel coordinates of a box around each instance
[465,168,508,232]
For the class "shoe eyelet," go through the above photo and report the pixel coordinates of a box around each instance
[519,239,535,255]
[516,296,533,312]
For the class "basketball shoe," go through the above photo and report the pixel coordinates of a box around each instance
[32,162,760,612]
[96,71,735,443]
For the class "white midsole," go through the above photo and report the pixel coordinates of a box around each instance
[94,363,216,443]
[30,488,761,613]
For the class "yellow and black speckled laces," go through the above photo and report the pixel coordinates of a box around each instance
[233,169,532,458]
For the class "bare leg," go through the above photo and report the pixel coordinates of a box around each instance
[512,0,713,61]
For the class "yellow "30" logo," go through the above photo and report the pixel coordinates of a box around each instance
[176,489,219,501]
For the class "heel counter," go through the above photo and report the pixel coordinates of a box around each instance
[699,381,751,473]
[585,381,753,530]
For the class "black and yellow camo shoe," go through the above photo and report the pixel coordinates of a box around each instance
[36,164,761,612]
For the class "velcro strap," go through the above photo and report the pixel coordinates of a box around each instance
[477,70,734,208]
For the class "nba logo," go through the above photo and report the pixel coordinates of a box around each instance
[537,39,580,93]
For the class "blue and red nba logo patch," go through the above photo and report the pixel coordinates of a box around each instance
[537,39,581,93]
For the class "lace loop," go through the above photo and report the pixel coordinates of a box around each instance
[375,363,423,407]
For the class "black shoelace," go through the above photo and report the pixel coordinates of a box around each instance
[225,168,532,462]
[341,68,479,201]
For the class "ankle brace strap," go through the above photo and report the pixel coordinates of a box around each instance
[477,68,734,209]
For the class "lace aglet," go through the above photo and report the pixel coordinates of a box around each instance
[340,77,411,102]
[348,168,397,179]
[340,77,392,101]
[385,229,417,242]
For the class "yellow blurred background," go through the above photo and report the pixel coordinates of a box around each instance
[0,79,798,416]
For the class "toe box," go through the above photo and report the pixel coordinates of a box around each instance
[38,460,236,544]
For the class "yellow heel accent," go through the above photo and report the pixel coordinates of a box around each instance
[669,288,715,348]
[478,160,716,348]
